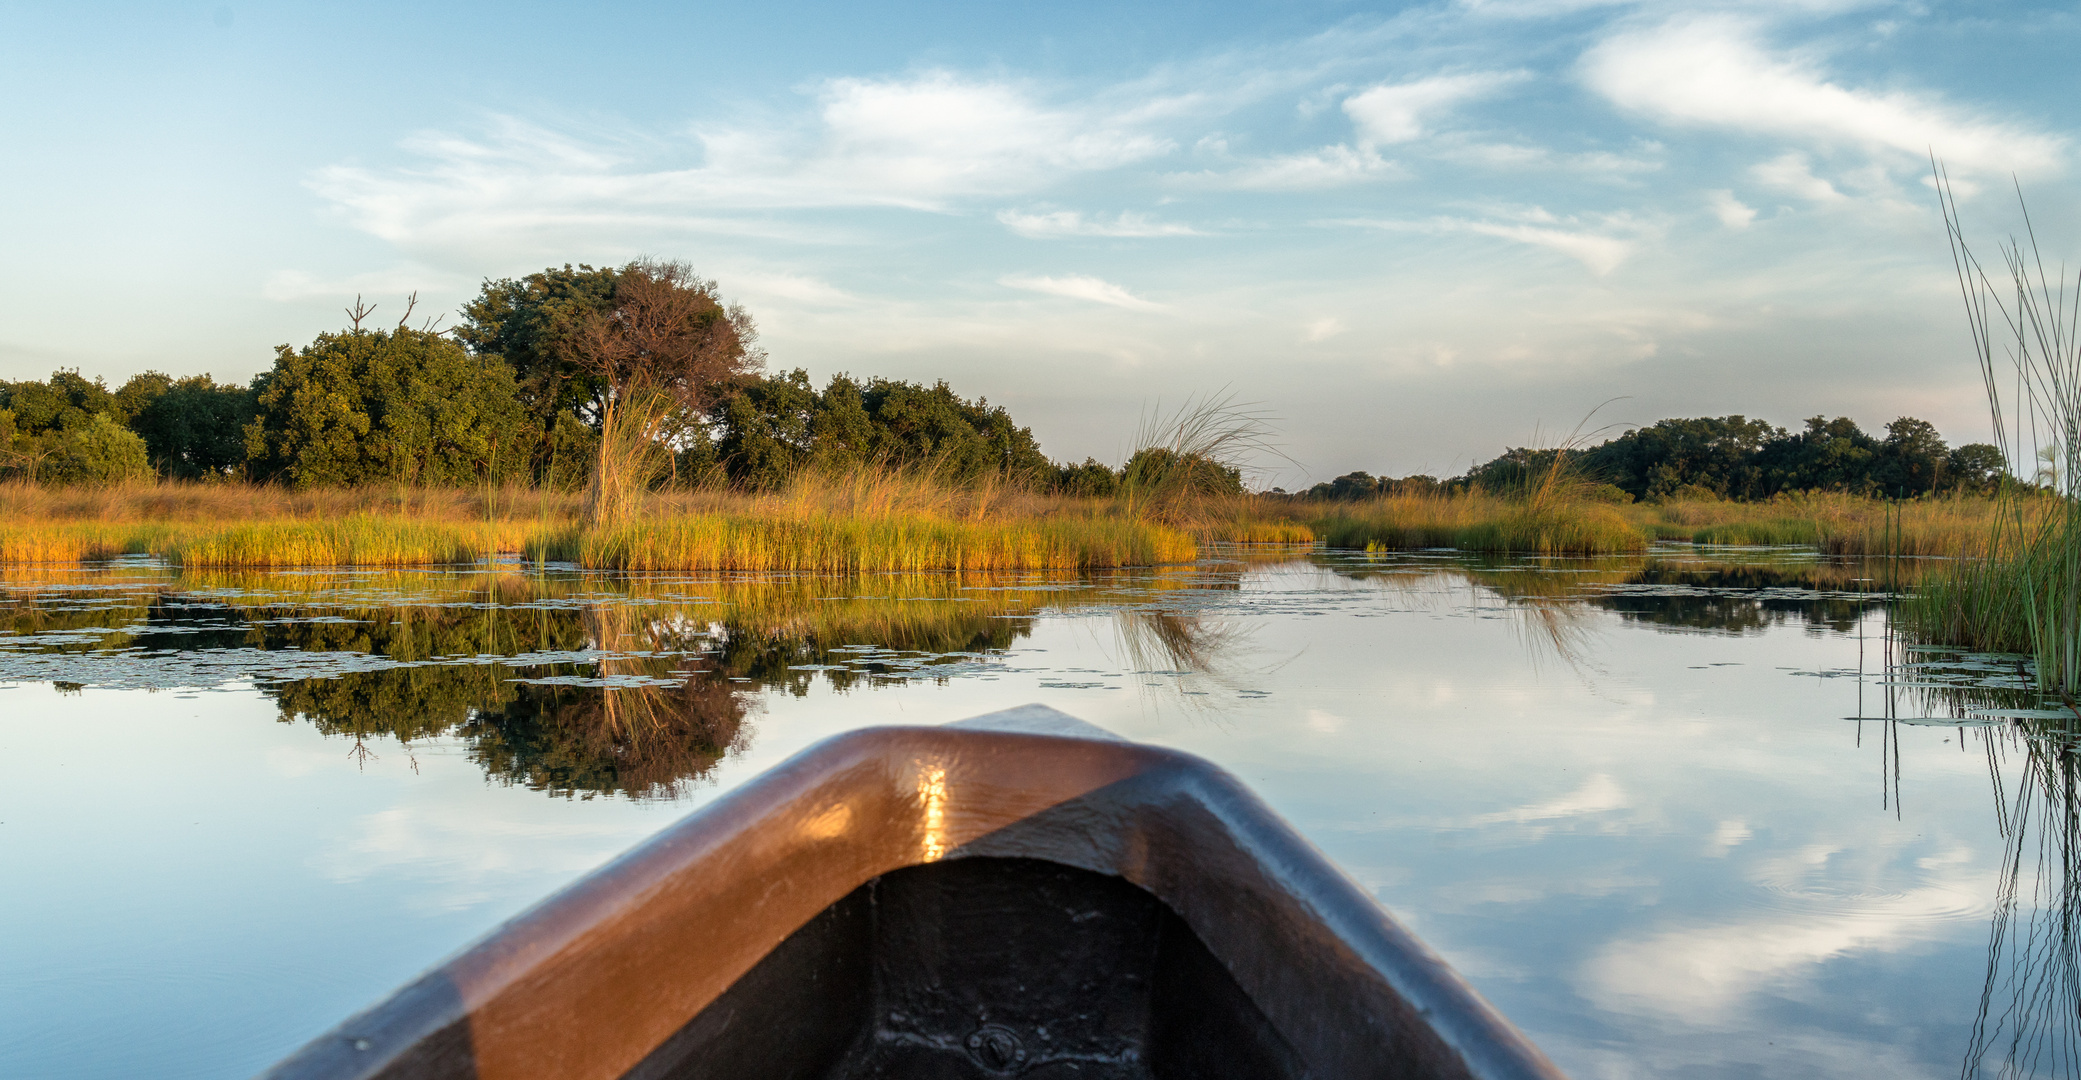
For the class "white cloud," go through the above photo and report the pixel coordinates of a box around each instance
[999,273,1165,311]
[1749,152,1845,202]
[1303,317,1347,342]
[997,209,1202,238]
[261,265,472,304]
[1343,71,1528,146]
[1469,222,1634,275]
[1707,189,1759,228]
[1581,15,2064,173]
[1178,144,1402,190]
[1338,210,1642,275]
[1431,138,1662,177]
[722,271,863,308]
[308,73,1178,256]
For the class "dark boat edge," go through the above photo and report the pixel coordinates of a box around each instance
[258,704,1571,1080]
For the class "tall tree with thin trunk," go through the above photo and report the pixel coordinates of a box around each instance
[564,260,763,521]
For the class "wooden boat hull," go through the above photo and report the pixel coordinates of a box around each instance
[260,706,1568,1080]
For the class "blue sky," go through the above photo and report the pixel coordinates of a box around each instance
[5,1,2079,485]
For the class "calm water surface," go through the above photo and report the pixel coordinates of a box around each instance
[0,546,2068,1079]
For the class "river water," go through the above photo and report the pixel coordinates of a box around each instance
[0,546,2069,1079]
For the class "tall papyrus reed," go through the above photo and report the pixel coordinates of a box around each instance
[1918,167,2081,693]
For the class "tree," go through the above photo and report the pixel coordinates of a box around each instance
[1057,459,1119,497]
[246,325,533,488]
[41,414,150,484]
[455,264,622,461]
[1946,443,2007,493]
[1874,417,1949,497]
[0,370,136,482]
[705,370,1051,490]
[558,260,763,519]
[1578,416,1783,499]
[129,375,258,479]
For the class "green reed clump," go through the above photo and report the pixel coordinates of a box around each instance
[1906,168,2081,693]
[528,513,1196,571]
[165,515,492,567]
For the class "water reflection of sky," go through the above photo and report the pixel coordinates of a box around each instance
[0,548,2061,1079]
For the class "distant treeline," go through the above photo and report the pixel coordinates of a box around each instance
[1299,415,2009,502]
[0,263,1230,494]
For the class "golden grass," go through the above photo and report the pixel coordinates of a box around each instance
[1294,489,2034,557]
[0,476,1208,569]
[533,513,1194,572]
[1637,491,2036,556]
[1313,492,1649,555]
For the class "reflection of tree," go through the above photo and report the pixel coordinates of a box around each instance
[1314,551,1889,638]
[464,675,749,800]
[1965,723,2081,1079]
[231,575,1047,797]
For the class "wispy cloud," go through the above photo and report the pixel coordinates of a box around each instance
[309,73,1179,256]
[1749,151,1845,203]
[261,265,472,304]
[1707,189,1759,228]
[997,209,1202,238]
[1176,144,1403,190]
[1340,209,1644,275]
[1343,71,1529,146]
[1431,138,1662,177]
[1581,15,2064,173]
[999,273,1165,311]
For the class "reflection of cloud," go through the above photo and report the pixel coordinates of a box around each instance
[1582,875,1986,1018]
[312,793,659,911]
[1473,773,1626,825]
[1582,15,2063,173]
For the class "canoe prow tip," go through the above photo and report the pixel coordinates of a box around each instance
[944,702,1129,742]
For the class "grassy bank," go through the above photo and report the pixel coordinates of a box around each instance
[1303,489,2027,558]
[0,478,1215,570]
[1313,492,1649,555]
[5,478,2027,567]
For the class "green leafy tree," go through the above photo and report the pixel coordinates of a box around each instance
[112,372,173,425]
[1873,416,1949,496]
[0,370,140,482]
[246,325,533,487]
[41,413,150,484]
[455,264,622,458]
[1057,458,1120,497]
[1577,416,1784,499]
[1945,443,2007,493]
[130,375,257,479]
[708,370,1049,490]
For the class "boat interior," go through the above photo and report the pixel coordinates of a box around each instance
[627,857,1304,1080]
